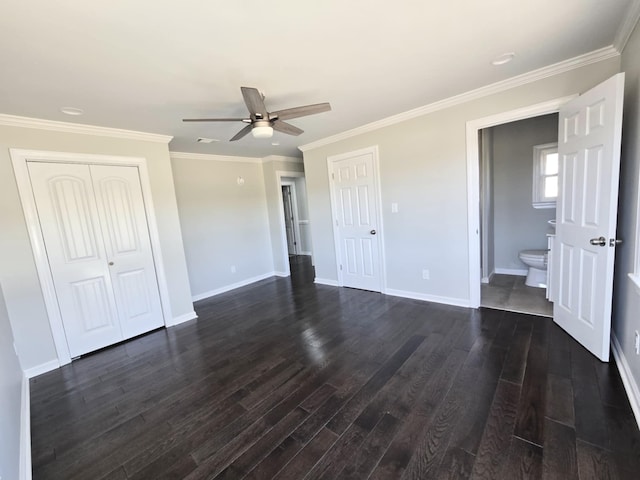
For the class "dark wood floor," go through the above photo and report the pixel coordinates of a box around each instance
[31,256,640,479]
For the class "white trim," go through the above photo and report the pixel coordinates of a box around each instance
[24,359,60,379]
[20,373,32,480]
[613,1,640,53]
[628,273,640,296]
[0,114,172,143]
[191,272,279,302]
[299,48,617,152]
[263,155,303,164]
[481,271,495,284]
[167,311,198,327]
[611,334,640,430]
[10,149,175,365]
[275,171,306,276]
[298,219,310,225]
[314,277,340,287]
[327,146,387,293]
[169,151,262,164]
[273,271,290,277]
[299,251,312,256]
[466,96,574,308]
[494,268,528,276]
[385,288,470,308]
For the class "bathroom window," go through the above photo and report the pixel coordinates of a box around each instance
[532,143,558,208]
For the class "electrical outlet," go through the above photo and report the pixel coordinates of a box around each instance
[635,331,640,355]
[422,269,430,280]
[230,265,236,274]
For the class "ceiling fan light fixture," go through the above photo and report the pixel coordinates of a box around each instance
[252,125,273,139]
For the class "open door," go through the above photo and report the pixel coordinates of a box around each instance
[552,73,624,362]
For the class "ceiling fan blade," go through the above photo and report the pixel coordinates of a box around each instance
[241,87,268,119]
[183,118,247,122]
[271,102,331,121]
[272,120,304,136]
[230,124,253,141]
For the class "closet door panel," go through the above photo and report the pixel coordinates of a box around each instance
[91,165,164,338]
[27,162,123,357]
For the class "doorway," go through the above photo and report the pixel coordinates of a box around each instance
[479,114,558,317]
[11,149,173,366]
[281,183,301,255]
[327,146,385,292]
[276,171,313,276]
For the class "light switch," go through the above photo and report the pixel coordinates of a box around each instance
[391,203,398,213]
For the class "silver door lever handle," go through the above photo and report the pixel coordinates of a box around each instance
[590,236,606,247]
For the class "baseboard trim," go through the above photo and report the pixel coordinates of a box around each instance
[168,311,198,327]
[20,373,32,480]
[385,288,470,308]
[24,359,60,379]
[611,334,640,430]
[314,277,340,287]
[192,272,280,302]
[495,268,528,276]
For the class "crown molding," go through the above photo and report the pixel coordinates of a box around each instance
[170,151,262,163]
[614,0,640,52]
[262,155,303,164]
[299,46,619,152]
[0,114,173,143]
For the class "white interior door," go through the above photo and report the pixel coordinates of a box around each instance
[28,162,164,357]
[282,185,297,255]
[91,165,164,338]
[331,150,382,292]
[552,73,625,362]
[28,162,123,357]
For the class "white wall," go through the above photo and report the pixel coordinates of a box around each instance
[262,157,305,273]
[0,125,194,371]
[303,57,620,304]
[0,283,24,480]
[614,20,640,414]
[171,154,275,298]
[490,114,558,271]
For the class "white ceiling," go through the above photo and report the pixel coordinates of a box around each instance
[0,1,635,158]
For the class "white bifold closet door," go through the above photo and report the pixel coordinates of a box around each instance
[27,162,164,357]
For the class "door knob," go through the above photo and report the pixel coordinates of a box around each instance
[609,238,622,247]
[589,236,606,247]
[108,261,114,266]
[370,229,377,235]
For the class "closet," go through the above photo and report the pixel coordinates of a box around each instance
[27,161,164,357]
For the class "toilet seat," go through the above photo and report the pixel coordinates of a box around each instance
[519,249,547,259]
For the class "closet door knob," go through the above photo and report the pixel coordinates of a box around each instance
[108,261,114,266]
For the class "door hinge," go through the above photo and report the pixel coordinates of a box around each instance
[340,264,342,270]
[332,173,335,180]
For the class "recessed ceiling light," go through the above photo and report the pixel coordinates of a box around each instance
[60,107,84,116]
[197,137,219,143]
[491,52,515,66]
[271,141,280,146]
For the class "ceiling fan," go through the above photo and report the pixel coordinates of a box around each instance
[183,87,331,141]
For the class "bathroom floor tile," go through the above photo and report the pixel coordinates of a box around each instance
[481,274,552,317]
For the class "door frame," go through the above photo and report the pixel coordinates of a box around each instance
[466,96,576,307]
[10,149,174,366]
[327,145,387,292]
[280,181,302,255]
[275,170,306,276]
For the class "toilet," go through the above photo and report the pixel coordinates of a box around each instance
[518,249,548,288]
